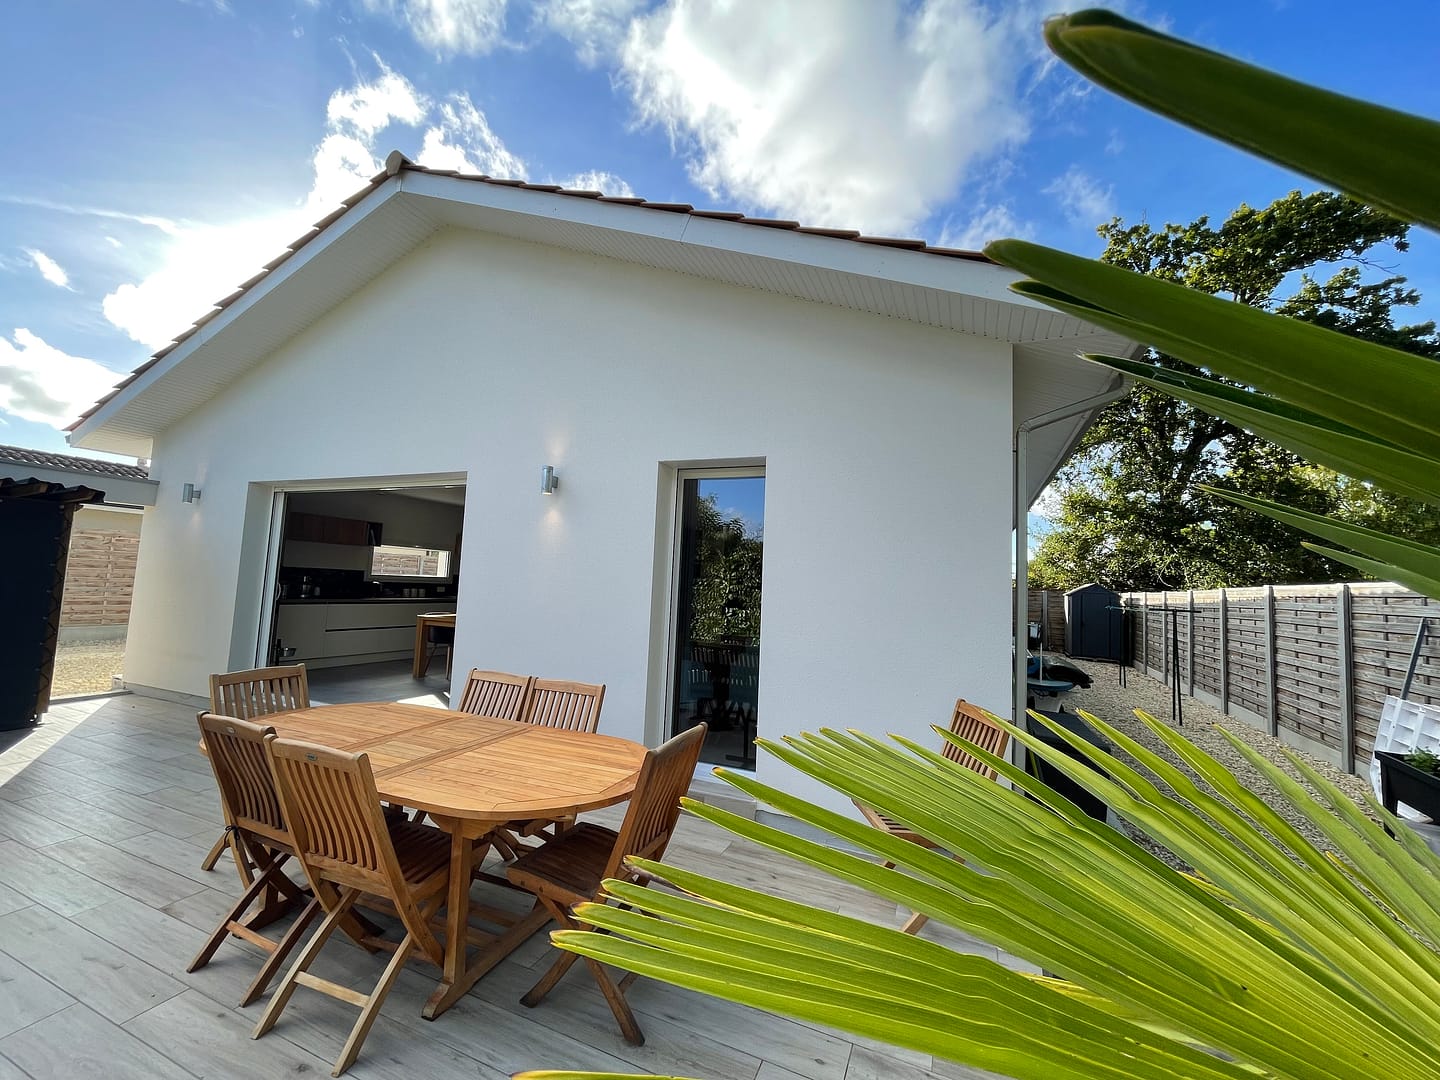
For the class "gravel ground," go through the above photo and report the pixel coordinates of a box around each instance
[1042,656,1375,870]
[51,639,127,698]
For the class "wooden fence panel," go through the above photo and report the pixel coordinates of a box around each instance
[1190,596,1222,699]
[59,530,139,627]
[1273,593,1342,750]
[1123,583,1440,772]
[1224,593,1269,721]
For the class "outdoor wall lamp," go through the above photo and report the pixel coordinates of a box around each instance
[539,465,559,495]
[181,482,203,503]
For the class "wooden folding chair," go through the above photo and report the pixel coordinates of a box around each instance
[506,723,706,1045]
[188,713,322,1006]
[455,669,533,720]
[518,678,606,732]
[201,665,311,878]
[254,736,452,1077]
[498,678,608,854]
[854,698,1010,934]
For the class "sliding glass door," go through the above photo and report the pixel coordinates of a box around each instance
[669,470,765,767]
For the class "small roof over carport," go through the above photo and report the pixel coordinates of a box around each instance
[67,153,1141,504]
[0,444,156,507]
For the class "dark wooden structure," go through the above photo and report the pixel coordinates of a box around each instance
[0,476,103,729]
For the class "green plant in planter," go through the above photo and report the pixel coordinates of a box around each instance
[1404,749,1440,776]
[517,10,1440,1080]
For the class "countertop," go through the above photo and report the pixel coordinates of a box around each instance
[278,597,457,605]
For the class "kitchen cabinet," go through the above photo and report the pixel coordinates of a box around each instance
[287,512,380,547]
[274,601,455,667]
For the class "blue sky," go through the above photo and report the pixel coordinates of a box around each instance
[4,1,1439,460]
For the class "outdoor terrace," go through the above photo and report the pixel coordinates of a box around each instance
[0,691,1008,1080]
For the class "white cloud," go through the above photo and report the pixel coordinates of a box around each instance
[558,169,634,197]
[417,94,529,178]
[534,0,643,66]
[327,62,428,138]
[937,202,1031,251]
[0,194,178,235]
[0,329,123,428]
[25,249,73,290]
[1043,165,1117,228]
[613,0,1045,233]
[363,0,509,55]
[100,62,526,351]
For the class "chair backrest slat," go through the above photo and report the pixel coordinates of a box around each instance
[605,724,707,881]
[457,670,533,720]
[210,665,310,721]
[265,738,398,895]
[197,712,288,846]
[520,679,605,733]
[942,699,1010,777]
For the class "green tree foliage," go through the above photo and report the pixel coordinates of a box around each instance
[688,494,763,643]
[1030,191,1440,591]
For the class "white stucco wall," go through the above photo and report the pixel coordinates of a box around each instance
[126,228,1015,816]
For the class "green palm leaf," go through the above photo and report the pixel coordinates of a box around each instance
[1199,487,1440,596]
[536,717,1440,1079]
[1041,10,1440,231]
[985,241,1440,461]
[1089,355,1440,504]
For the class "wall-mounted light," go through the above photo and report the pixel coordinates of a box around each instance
[181,482,203,503]
[539,465,559,495]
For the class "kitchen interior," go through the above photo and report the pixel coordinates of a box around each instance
[270,485,465,700]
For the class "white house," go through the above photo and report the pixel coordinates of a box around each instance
[69,152,1136,815]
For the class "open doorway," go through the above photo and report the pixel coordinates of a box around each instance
[262,482,466,707]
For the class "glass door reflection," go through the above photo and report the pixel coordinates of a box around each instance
[670,473,764,767]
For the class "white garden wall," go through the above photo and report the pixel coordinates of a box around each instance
[125,227,1015,816]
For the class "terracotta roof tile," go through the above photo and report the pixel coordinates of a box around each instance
[68,150,991,432]
[0,443,149,480]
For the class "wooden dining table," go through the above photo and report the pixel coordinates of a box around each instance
[255,701,647,1019]
[412,612,457,678]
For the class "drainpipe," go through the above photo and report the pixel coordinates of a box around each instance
[1014,377,1129,731]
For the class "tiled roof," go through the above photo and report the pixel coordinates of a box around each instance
[0,443,149,480]
[69,151,991,432]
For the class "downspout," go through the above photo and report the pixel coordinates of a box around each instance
[1014,377,1129,730]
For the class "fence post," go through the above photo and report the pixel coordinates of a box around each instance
[1338,584,1355,773]
[1218,588,1229,714]
[1162,595,1170,686]
[1265,584,1279,736]
[1187,589,1196,697]
[1141,593,1149,673]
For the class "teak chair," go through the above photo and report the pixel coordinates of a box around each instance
[518,678,606,732]
[188,713,321,1007]
[506,722,707,1045]
[854,698,1010,934]
[254,736,452,1077]
[499,678,608,851]
[456,669,533,720]
[201,665,311,878]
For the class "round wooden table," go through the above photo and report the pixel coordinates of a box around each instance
[260,701,647,1018]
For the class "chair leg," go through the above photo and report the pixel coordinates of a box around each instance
[240,895,322,1007]
[585,955,645,1045]
[900,910,929,935]
[331,933,417,1077]
[200,831,230,871]
[520,895,582,1006]
[521,947,583,1007]
[188,858,287,973]
[519,895,645,1044]
[253,888,359,1041]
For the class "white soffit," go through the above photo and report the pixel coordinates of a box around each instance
[70,172,1138,459]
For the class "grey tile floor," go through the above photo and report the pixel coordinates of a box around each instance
[0,693,1011,1080]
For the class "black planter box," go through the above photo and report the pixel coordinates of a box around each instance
[1377,750,1440,821]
